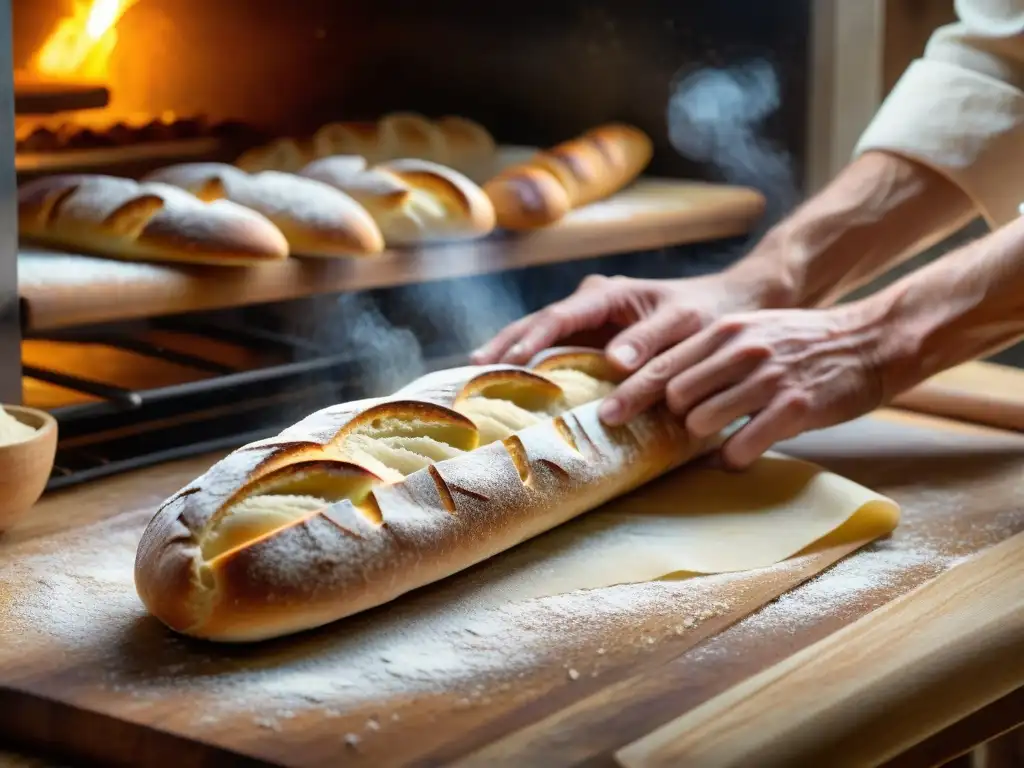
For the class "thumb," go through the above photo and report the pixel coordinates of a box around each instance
[604,308,704,372]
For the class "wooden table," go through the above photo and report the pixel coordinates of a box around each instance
[1,363,1023,767]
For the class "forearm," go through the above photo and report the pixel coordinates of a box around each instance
[725,151,977,309]
[868,214,1024,395]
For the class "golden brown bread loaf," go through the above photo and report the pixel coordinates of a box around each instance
[236,112,497,183]
[483,123,653,230]
[18,174,289,266]
[134,348,710,643]
[298,155,496,245]
[143,163,385,258]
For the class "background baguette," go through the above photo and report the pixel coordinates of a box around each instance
[483,123,653,230]
[236,112,497,183]
[144,162,385,258]
[134,348,708,643]
[18,174,290,267]
[299,155,496,245]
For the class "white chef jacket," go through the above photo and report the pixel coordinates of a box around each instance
[855,0,1024,227]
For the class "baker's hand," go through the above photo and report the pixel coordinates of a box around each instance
[471,272,776,370]
[599,303,893,468]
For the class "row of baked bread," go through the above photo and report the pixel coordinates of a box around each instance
[17,114,654,267]
[239,113,655,231]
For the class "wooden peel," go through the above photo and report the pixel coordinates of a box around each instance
[616,532,1024,768]
[893,361,1024,432]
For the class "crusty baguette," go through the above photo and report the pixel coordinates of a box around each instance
[483,123,653,230]
[144,163,384,258]
[299,155,496,245]
[134,348,710,643]
[18,174,289,267]
[236,112,497,183]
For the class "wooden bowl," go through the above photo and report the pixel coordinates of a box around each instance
[0,405,57,532]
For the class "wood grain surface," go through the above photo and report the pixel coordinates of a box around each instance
[0,410,1023,766]
[894,361,1024,432]
[18,179,765,331]
[616,530,1024,768]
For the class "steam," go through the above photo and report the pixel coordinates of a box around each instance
[307,270,528,397]
[667,58,799,226]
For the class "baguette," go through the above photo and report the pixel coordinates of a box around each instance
[144,163,384,258]
[236,112,497,183]
[18,174,289,267]
[299,155,496,245]
[483,123,653,230]
[134,348,709,643]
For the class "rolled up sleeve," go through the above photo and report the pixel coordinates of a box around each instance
[855,0,1024,227]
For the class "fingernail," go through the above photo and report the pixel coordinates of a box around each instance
[509,343,526,359]
[609,343,639,369]
[599,398,622,424]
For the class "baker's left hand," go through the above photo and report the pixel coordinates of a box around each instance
[597,303,895,469]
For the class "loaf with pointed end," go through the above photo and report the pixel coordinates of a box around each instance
[299,155,495,245]
[18,174,289,267]
[134,348,713,642]
[236,112,497,183]
[484,123,653,230]
[144,163,384,258]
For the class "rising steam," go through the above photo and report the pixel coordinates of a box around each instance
[667,57,799,226]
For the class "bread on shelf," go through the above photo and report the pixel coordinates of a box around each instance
[236,112,497,184]
[18,174,289,267]
[143,163,385,258]
[483,123,653,230]
[299,155,496,245]
[134,347,711,643]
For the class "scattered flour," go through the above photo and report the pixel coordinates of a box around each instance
[0,482,1018,743]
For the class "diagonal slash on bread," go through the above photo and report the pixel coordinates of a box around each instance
[134,348,714,642]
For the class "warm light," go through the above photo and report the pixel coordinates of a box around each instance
[32,0,139,78]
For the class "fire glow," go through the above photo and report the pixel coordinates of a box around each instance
[32,0,139,78]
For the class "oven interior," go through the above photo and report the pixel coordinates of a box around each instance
[9,0,813,490]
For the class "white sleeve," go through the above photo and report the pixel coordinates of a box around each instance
[854,0,1024,227]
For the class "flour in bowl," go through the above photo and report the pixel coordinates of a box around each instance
[0,407,36,446]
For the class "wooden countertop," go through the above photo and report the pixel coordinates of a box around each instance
[18,179,764,331]
[2,365,1023,766]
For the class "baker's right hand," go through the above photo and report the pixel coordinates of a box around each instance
[471,271,777,373]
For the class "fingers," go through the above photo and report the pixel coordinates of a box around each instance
[471,283,614,366]
[718,392,811,469]
[598,326,732,425]
[683,372,776,439]
[664,343,770,418]
[471,313,537,364]
[604,308,704,373]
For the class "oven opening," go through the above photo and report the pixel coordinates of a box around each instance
[9,0,808,490]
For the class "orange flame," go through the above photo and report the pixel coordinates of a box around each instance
[32,0,139,78]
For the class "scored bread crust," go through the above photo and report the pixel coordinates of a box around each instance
[235,112,497,183]
[18,174,290,266]
[299,155,496,245]
[143,163,385,258]
[134,348,710,643]
[483,123,653,230]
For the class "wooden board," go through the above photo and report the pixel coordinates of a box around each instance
[18,179,765,331]
[616,531,1024,767]
[0,411,1023,766]
[894,361,1024,432]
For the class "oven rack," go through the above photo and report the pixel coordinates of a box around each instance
[31,315,468,492]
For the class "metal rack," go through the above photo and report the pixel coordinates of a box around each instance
[29,310,469,490]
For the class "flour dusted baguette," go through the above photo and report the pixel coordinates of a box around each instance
[484,123,653,230]
[18,174,289,266]
[134,348,710,642]
[299,155,495,245]
[143,163,385,258]
[236,113,497,183]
